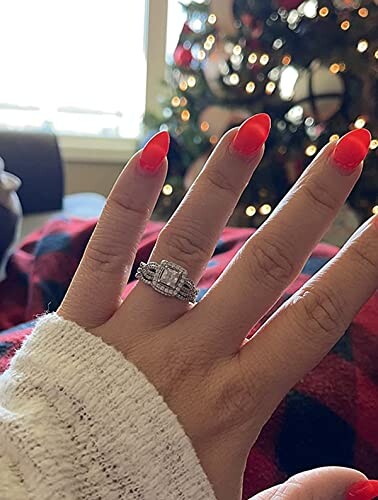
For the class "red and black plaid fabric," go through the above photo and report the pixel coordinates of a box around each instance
[0,217,377,498]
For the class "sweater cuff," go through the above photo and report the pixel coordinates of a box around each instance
[9,314,216,500]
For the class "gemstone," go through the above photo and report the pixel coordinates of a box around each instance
[160,268,180,288]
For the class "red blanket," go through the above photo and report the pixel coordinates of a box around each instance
[0,217,377,497]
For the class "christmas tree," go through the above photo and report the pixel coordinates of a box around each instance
[145,0,378,228]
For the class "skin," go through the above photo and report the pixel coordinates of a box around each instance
[58,126,377,500]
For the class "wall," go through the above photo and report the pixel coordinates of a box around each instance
[64,161,125,197]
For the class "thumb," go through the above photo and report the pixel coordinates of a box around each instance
[251,467,367,500]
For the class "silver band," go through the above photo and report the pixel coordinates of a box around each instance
[135,260,199,303]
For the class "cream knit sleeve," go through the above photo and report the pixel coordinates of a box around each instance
[0,314,216,500]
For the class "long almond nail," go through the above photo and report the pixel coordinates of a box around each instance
[332,129,371,174]
[346,479,378,499]
[140,131,170,173]
[232,113,271,157]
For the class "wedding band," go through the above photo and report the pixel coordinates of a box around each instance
[135,260,199,303]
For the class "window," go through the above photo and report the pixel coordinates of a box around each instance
[0,1,147,139]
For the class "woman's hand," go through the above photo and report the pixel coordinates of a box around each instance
[58,115,377,500]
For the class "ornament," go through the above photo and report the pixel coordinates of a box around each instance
[332,0,360,10]
[209,0,237,36]
[203,43,230,96]
[292,62,345,122]
[174,45,193,68]
[277,0,303,9]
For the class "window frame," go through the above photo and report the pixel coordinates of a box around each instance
[58,0,168,164]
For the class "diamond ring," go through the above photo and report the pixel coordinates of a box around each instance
[135,260,199,303]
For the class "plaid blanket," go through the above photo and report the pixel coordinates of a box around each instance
[0,217,377,498]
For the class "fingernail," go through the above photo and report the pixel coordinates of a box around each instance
[332,129,371,174]
[232,113,271,156]
[346,479,378,499]
[140,131,170,173]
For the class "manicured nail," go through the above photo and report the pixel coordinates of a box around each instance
[232,113,271,156]
[346,479,378,499]
[332,129,371,173]
[140,131,170,173]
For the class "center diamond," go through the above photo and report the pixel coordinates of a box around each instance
[160,268,180,288]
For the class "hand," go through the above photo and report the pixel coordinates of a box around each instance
[58,116,377,500]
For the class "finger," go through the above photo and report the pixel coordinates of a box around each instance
[126,114,271,324]
[239,216,378,419]
[251,467,366,500]
[58,131,169,328]
[197,128,371,351]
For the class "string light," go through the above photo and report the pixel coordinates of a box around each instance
[181,109,190,121]
[354,116,366,128]
[245,81,256,93]
[204,40,213,50]
[357,39,369,53]
[358,7,369,17]
[208,13,217,24]
[248,53,258,64]
[339,62,346,72]
[374,50,378,59]
[370,139,378,150]
[282,54,292,65]
[200,121,210,132]
[265,81,276,95]
[197,50,206,61]
[329,63,340,73]
[233,44,242,55]
[171,96,180,107]
[229,73,240,85]
[340,20,350,31]
[207,34,215,44]
[260,54,270,65]
[245,205,256,217]
[372,205,378,215]
[209,135,218,145]
[259,204,272,216]
[179,81,188,91]
[329,134,340,142]
[180,97,187,106]
[187,76,196,87]
[162,184,173,196]
[319,7,329,17]
[305,144,318,156]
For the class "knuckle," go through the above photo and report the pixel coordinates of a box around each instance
[248,238,297,291]
[85,242,124,274]
[301,178,339,214]
[347,238,377,274]
[158,224,209,268]
[106,192,151,222]
[299,288,346,338]
[204,167,240,198]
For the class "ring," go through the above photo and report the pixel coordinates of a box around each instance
[135,260,199,303]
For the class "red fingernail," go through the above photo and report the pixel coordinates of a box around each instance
[140,131,170,173]
[332,129,371,173]
[232,113,271,156]
[346,479,378,500]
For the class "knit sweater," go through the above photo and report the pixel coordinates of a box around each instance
[0,314,217,500]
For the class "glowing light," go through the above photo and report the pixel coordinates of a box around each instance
[260,54,270,65]
[259,204,272,216]
[303,0,317,18]
[341,20,350,31]
[187,76,196,87]
[245,205,256,217]
[181,109,190,121]
[248,52,258,64]
[339,62,346,72]
[192,19,203,32]
[369,139,378,150]
[162,184,173,196]
[319,7,329,16]
[372,205,378,215]
[197,50,206,61]
[207,34,215,44]
[233,44,242,55]
[265,81,276,95]
[282,54,292,65]
[358,8,369,17]
[279,65,299,100]
[245,81,256,94]
[305,145,318,156]
[208,13,217,24]
[179,81,188,91]
[171,96,180,107]
[329,63,340,74]
[329,134,340,142]
[180,97,187,106]
[354,116,366,129]
[209,135,218,145]
[200,121,210,132]
[204,40,213,50]
[229,73,240,85]
[374,50,378,59]
[357,39,369,53]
